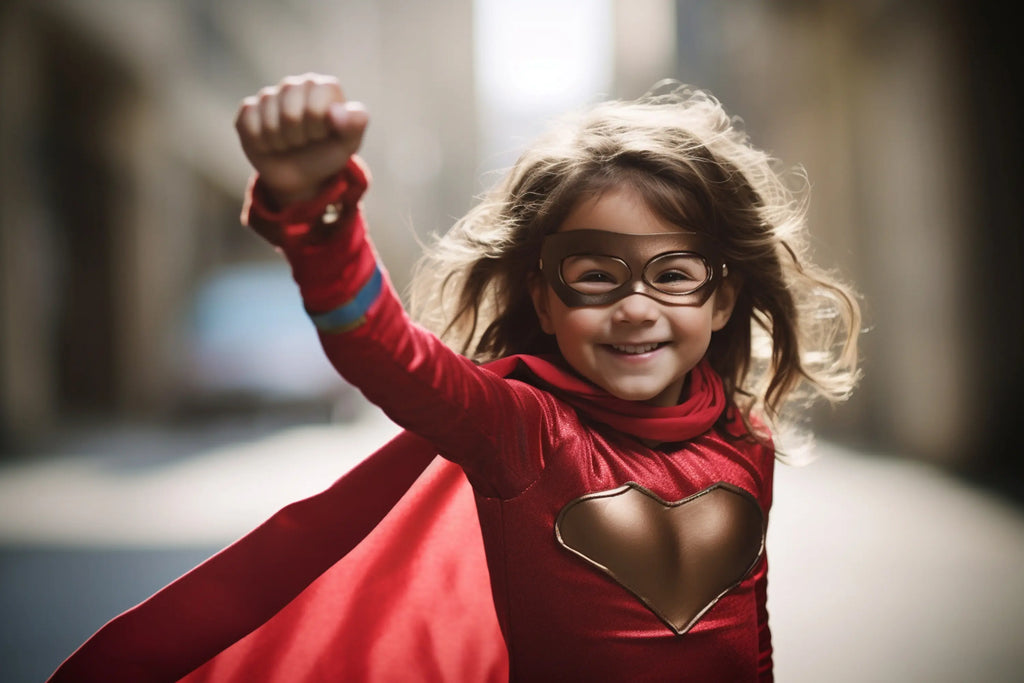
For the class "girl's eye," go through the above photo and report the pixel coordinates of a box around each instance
[578,270,617,283]
[561,255,628,294]
[645,254,711,294]
[654,270,695,284]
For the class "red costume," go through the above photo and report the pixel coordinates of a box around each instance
[49,159,774,682]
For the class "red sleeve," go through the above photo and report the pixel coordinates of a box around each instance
[244,158,550,499]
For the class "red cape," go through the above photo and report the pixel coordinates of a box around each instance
[48,356,728,682]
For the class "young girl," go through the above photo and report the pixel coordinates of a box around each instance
[51,73,859,682]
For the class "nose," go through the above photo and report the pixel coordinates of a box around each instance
[611,292,659,324]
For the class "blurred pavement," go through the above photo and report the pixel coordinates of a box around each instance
[1,404,1023,683]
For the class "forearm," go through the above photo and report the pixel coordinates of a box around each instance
[244,161,544,496]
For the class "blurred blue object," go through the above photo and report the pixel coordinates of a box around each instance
[178,261,354,418]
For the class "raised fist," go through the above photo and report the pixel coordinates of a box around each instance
[235,73,368,207]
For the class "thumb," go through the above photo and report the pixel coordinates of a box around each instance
[328,101,369,153]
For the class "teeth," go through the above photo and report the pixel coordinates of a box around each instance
[611,342,661,354]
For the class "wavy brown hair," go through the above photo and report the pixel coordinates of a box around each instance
[409,83,860,446]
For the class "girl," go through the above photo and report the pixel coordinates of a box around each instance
[51,74,860,682]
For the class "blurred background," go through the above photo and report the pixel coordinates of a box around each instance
[1,0,1021,681]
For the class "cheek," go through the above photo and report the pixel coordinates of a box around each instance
[673,308,717,343]
[549,310,582,343]
[549,310,606,358]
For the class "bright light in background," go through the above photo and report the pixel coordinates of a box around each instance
[474,0,613,110]
[474,0,613,168]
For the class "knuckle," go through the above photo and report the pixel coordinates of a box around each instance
[279,97,306,125]
[305,92,331,116]
[259,96,279,120]
[235,109,259,135]
[282,72,317,87]
[312,77,344,99]
[278,79,302,98]
[279,106,303,126]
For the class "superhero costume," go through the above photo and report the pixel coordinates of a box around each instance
[49,158,774,682]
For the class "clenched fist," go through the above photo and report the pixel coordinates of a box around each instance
[235,73,369,207]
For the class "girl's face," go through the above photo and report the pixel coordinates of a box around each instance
[530,187,737,407]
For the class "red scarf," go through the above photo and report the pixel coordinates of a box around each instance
[492,355,726,443]
[48,358,730,683]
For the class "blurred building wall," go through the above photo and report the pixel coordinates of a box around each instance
[0,0,477,442]
[663,1,979,464]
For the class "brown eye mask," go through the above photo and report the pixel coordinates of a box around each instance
[539,230,726,307]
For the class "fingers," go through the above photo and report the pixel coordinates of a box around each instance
[235,95,266,153]
[235,73,359,155]
[258,87,286,151]
[303,76,344,142]
[328,101,369,155]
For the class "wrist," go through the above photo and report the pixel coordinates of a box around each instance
[265,185,323,209]
[244,157,370,247]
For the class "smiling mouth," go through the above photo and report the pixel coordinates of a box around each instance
[608,342,667,355]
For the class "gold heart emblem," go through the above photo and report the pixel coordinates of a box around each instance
[555,481,764,634]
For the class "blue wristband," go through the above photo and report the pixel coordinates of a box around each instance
[307,265,384,333]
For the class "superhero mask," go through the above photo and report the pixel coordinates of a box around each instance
[539,229,727,308]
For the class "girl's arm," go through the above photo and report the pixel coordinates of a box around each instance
[235,75,550,498]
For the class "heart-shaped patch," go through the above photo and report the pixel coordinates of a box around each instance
[555,481,764,634]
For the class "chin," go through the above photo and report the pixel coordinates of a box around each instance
[608,386,667,403]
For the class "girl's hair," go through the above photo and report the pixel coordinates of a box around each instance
[409,82,861,443]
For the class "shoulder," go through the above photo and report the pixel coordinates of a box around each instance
[697,420,775,512]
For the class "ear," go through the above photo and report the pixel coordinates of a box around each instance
[529,274,556,335]
[710,275,740,331]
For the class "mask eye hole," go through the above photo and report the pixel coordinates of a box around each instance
[643,253,712,295]
[560,255,630,294]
